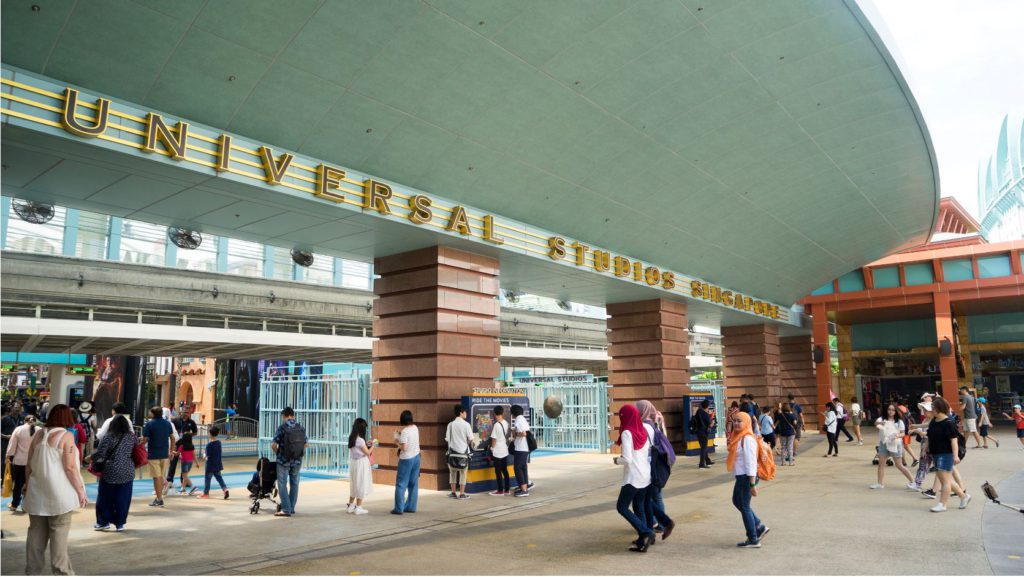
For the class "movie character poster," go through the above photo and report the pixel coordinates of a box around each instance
[89,355,125,425]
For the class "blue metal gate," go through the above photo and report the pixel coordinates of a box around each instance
[507,375,609,452]
[258,368,371,477]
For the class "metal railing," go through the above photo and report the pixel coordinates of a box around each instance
[499,337,607,352]
[506,381,610,452]
[193,417,259,458]
[258,369,371,477]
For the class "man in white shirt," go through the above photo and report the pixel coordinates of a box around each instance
[488,406,512,496]
[445,404,475,500]
[834,397,854,442]
[510,404,531,497]
[96,402,134,441]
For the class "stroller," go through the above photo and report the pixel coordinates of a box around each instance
[247,457,280,515]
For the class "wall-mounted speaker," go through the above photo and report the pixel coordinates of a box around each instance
[813,345,825,364]
[939,337,953,357]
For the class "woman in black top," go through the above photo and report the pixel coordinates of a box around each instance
[925,397,969,513]
[92,415,138,531]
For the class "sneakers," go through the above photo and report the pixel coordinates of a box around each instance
[737,539,761,548]
[912,459,920,467]
[148,498,164,507]
[448,492,458,499]
[115,525,125,532]
[857,441,864,445]
[224,490,230,500]
[906,483,921,491]
[188,486,199,495]
[488,490,505,496]
[514,489,530,497]
[197,493,210,499]
[346,503,356,514]
[756,526,770,541]
[353,506,369,515]
[869,483,884,490]
[886,458,894,467]
[921,489,937,499]
[457,494,471,500]
[930,503,947,513]
[959,494,972,509]
[93,523,110,531]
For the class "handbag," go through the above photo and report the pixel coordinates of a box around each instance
[90,433,125,476]
[132,441,149,468]
[1,463,12,498]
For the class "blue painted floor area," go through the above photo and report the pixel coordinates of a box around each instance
[2,469,333,507]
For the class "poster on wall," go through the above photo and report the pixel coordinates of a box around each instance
[996,375,1011,394]
[232,360,260,419]
[214,359,232,411]
[88,355,125,425]
[121,356,147,426]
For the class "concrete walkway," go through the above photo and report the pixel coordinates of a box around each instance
[1,431,1021,575]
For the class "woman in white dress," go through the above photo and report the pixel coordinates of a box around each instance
[346,418,375,515]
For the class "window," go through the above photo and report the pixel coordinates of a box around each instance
[903,263,934,286]
[810,281,834,296]
[120,219,166,266]
[941,258,973,282]
[176,232,218,272]
[269,246,294,281]
[5,203,66,254]
[977,254,1012,278]
[305,252,334,285]
[75,211,109,260]
[226,239,263,277]
[340,259,372,290]
[838,270,865,292]
[871,266,899,289]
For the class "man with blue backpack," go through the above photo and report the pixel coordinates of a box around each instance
[637,400,676,541]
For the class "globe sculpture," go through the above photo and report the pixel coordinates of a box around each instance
[543,394,564,419]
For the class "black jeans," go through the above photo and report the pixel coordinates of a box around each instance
[697,434,710,467]
[616,484,652,539]
[763,433,776,450]
[492,455,510,493]
[826,432,839,455]
[10,464,26,508]
[166,453,179,483]
[512,450,529,489]
[837,419,854,441]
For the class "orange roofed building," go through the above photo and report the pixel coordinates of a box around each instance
[800,198,1023,420]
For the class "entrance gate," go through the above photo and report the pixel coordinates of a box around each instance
[258,368,371,477]
[507,375,609,452]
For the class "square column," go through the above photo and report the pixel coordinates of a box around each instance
[606,299,689,449]
[933,292,961,413]
[810,303,832,430]
[722,323,780,407]
[371,246,500,491]
[779,335,818,430]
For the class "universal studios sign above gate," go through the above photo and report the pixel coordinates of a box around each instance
[1,70,792,324]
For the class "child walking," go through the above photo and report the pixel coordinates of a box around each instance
[197,425,229,499]
[346,418,376,515]
[177,430,198,495]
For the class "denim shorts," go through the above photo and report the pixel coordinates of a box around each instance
[877,444,901,458]
[180,460,193,474]
[933,453,954,472]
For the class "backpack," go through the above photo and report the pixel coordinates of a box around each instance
[956,431,967,461]
[649,428,675,488]
[688,416,698,434]
[281,424,306,461]
[755,437,776,481]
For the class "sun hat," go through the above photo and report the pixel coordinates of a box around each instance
[77,401,93,413]
[918,402,933,412]
[920,392,934,401]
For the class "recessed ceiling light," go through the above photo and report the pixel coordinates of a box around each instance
[31,5,41,12]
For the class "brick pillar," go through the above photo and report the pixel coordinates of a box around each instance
[606,299,689,450]
[811,303,832,431]
[722,323,781,408]
[934,292,961,413]
[836,323,854,402]
[779,335,818,430]
[371,246,500,491]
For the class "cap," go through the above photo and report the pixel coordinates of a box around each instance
[1015,404,1022,410]
[977,397,986,403]
[920,392,934,401]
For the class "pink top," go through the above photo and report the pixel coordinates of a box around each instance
[6,423,38,466]
[350,437,368,460]
[180,449,195,463]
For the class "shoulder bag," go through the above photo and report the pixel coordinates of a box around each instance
[89,433,125,476]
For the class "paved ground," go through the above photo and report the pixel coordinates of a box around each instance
[1,431,1021,575]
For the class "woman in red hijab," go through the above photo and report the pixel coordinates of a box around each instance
[613,404,655,552]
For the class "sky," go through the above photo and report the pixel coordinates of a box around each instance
[865,0,1023,219]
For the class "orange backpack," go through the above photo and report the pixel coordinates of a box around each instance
[756,437,777,481]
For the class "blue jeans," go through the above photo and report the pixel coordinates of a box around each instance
[394,455,420,513]
[96,480,132,527]
[732,476,763,542]
[616,484,652,539]
[204,470,227,494]
[277,462,301,514]
[644,483,672,530]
